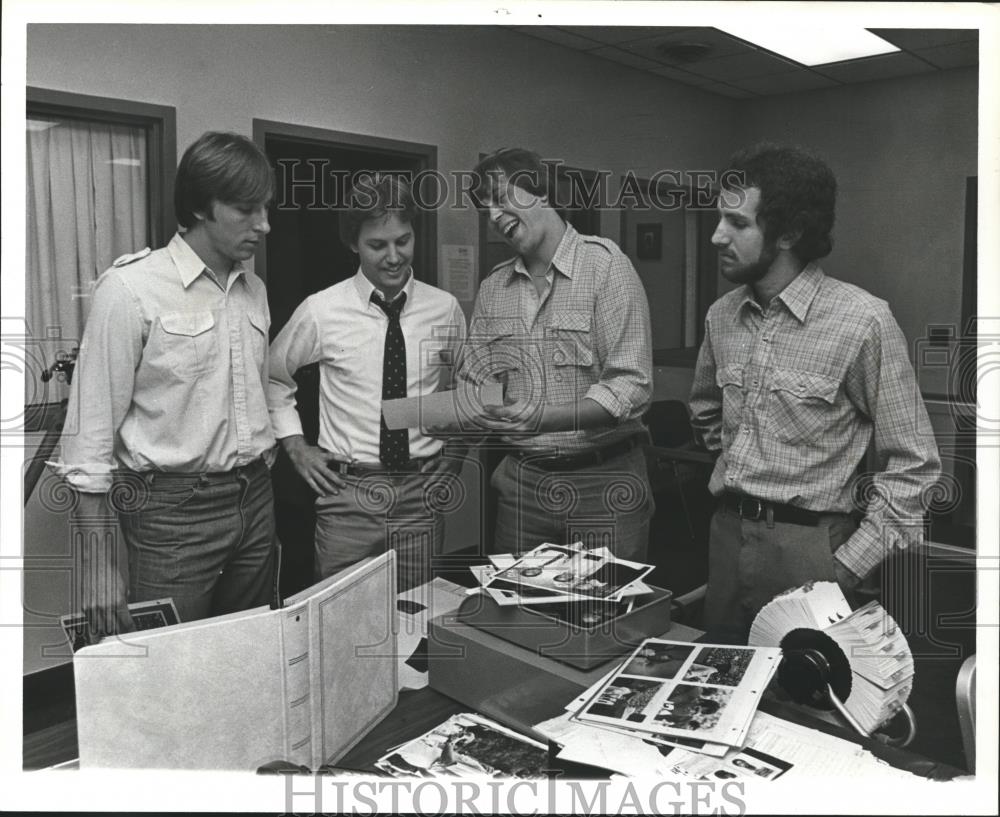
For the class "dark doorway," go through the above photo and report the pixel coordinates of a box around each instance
[253,120,438,598]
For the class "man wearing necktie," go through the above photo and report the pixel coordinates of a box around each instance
[268,175,467,590]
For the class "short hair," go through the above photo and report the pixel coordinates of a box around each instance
[174,132,274,229]
[721,142,837,263]
[338,173,418,249]
[471,147,557,208]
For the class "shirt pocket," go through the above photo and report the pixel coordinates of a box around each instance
[716,363,745,445]
[246,309,269,367]
[545,311,594,369]
[155,310,219,379]
[767,369,841,445]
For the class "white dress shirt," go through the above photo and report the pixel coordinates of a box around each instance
[268,269,466,463]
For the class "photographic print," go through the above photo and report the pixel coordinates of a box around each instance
[682,646,755,686]
[487,542,652,600]
[585,677,663,723]
[652,684,734,733]
[622,642,696,680]
[375,713,549,778]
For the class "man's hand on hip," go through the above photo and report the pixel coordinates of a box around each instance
[281,435,347,497]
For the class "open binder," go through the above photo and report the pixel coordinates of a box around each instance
[74,552,398,770]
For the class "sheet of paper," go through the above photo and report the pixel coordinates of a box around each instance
[440,244,477,302]
[382,383,503,430]
[396,577,468,691]
[574,639,781,748]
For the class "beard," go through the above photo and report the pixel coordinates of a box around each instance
[719,241,778,286]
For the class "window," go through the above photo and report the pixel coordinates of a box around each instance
[22,89,175,502]
[24,88,175,413]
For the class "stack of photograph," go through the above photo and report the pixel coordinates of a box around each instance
[545,638,781,762]
[374,713,550,778]
[749,582,915,734]
[467,541,655,622]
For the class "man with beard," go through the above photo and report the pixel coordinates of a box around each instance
[689,143,940,642]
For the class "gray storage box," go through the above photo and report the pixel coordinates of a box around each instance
[455,585,673,670]
[427,602,700,738]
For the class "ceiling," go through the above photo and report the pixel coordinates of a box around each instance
[510,26,979,98]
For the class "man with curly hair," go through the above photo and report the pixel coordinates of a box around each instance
[689,143,940,642]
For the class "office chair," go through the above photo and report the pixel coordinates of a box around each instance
[955,653,976,773]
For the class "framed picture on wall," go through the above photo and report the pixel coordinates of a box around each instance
[637,223,662,260]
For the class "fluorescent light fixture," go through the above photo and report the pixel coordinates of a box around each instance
[715,24,899,66]
[105,158,142,166]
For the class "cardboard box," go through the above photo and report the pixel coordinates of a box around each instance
[428,603,701,738]
[456,586,673,670]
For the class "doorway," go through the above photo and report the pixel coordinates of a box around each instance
[253,119,438,597]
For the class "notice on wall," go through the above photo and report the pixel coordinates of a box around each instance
[440,244,476,302]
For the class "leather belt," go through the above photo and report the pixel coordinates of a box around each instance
[327,450,442,476]
[721,492,824,526]
[132,457,267,485]
[509,434,644,472]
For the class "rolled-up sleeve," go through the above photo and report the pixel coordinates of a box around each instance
[267,298,322,440]
[585,254,652,421]
[835,306,941,578]
[49,272,143,493]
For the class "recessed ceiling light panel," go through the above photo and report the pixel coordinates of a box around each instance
[715,24,900,66]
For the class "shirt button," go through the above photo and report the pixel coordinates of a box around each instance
[762,337,770,343]
[752,379,759,387]
[742,426,750,434]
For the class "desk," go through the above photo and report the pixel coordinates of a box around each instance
[22,584,965,780]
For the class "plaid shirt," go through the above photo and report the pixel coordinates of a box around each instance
[462,224,652,454]
[689,264,940,579]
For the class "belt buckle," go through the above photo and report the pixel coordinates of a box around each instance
[738,497,765,521]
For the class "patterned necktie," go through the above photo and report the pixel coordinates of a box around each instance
[371,290,409,469]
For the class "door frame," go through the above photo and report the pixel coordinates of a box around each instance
[252,119,438,286]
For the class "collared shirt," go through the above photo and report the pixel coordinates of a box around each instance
[689,263,941,578]
[268,269,467,463]
[52,233,276,492]
[461,223,653,454]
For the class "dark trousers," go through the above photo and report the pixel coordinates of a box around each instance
[704,504,858,644]
[490,445,654,561]
[117,459,278,623]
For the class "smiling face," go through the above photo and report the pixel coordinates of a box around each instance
[711,185,777,286]
[482,174,558,261]
[352,212,414,301]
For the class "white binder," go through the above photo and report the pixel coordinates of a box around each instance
[74,552,398,770]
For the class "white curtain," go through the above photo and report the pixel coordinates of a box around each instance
[26,117,148,401]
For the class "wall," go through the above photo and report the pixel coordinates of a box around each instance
[26,23,736,315]
[733,67,978,390]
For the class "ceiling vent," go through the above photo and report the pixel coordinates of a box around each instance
[655,41,714,64]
